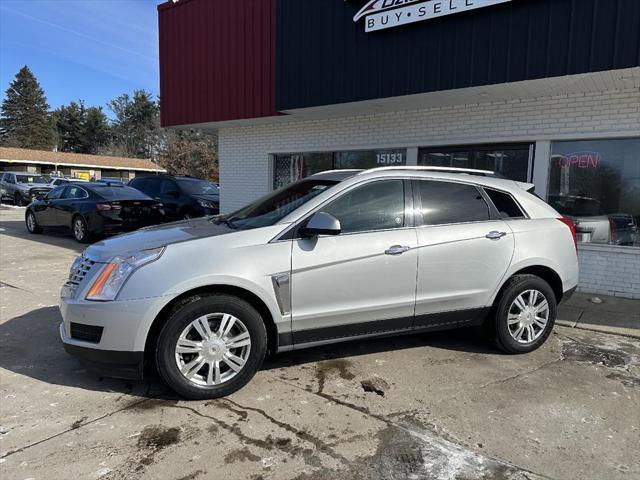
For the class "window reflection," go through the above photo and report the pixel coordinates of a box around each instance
[548,138,640,247]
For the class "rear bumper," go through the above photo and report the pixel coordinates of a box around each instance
[560,286,577,304]
[60,323,144,380]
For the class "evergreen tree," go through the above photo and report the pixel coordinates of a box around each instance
[0,66,56,150]
[55,101,86,152]
[108,90,159,158]
[55,101,110,154]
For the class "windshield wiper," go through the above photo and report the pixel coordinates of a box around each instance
[210,216,238,229]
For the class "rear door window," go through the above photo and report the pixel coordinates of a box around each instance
[484,188,526,219]
[417,180,490,226]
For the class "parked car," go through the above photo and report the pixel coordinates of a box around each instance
[608,213,638,246]
[26,182,165,243]
[59,167,579,399]
[129,175,220,220]
[49,177,89,187]
[95,178,126,186]
[547,195,611,244]
[0,171,52,206]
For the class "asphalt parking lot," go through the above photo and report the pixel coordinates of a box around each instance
[1,205,639,480]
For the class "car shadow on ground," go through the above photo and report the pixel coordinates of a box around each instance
[0,218,84,253]
[0,305,500,398]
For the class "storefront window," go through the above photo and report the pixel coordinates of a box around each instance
[418,143,532,181]
[548,138,640,247]
[273,149,406,189]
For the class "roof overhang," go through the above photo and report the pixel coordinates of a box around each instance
[0,158,166,173]
[169,67,639,131]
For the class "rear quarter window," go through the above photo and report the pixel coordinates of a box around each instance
[484,189,526,219]
[417,180,491,225]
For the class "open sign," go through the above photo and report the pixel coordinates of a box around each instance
[557,151,600,169]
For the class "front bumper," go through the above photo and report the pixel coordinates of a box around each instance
[59,293,176,380]
[60,324,144,379]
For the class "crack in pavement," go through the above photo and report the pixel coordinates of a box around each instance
[220,398,349,463]
[265,371,558,480]
[0,393,154,459]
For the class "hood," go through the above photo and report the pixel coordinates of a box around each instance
[193,194,220,202]
[21,182,51,189]
[84,217,233,262]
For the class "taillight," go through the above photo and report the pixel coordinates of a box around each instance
[608,218,617,244]
[558,217,577,251]
[96,203,121,211]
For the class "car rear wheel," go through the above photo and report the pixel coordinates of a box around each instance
[489,274,557,354]
[156,294,267,400]
[26,210,42,234]
[72,215,91,243]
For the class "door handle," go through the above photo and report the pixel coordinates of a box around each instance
[486,231,507,240]
[385,245,410,255]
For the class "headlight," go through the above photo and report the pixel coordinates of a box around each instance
[197,199,217,209]
[86,247,164,301]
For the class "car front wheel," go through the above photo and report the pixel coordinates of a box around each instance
[156,294,267,400]
[26,210,42,234]
[489,274,557,354]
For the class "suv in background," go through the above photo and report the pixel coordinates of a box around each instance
[0,172,52,206]
[59,167,579,399]
[129,175,219,220]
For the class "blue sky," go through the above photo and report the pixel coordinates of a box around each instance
[0,0,163,118]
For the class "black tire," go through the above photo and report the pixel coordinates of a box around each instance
[25,210,43,234]
[72,215,91,243]
[155,294,267,400]
[14,192,25,206]
[487,274,557,354]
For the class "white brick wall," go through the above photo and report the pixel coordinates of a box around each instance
[218,87,640,297]
[219,88,640,212]
[577,244,640,299]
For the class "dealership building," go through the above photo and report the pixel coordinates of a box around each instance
[158,0,639,298]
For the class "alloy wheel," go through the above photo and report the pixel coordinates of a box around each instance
[74,218,86,241]
[507,289,549,344]
[27,212,36,232]
[174,313,251,387]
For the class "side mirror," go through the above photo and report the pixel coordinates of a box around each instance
[301,212,341,237]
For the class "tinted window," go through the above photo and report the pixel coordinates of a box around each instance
[160,179,178,195]
[47,186,65,200]
[224,179,338,230]
[92,186,150,200]
[177,179,219,195]
[418,181,490,225]
[320,180,405,234]
[485,189,525,218]
[64,186,88,199]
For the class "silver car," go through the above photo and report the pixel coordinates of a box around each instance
[60,167,579,399]
[0,171,52,206]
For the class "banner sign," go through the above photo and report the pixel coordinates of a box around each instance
[354,0,512,32]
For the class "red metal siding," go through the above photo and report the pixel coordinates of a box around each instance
[158,0,277,127]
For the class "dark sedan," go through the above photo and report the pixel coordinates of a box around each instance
[25,183,165,243]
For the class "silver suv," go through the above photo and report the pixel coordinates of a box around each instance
[0,171,52,206]
[60,167,579,399]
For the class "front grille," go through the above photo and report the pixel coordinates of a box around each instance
[70,322,103,343]
[66,256,96,287]
[29,187,51,197]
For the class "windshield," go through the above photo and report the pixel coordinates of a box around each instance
[220,179,338,230]
[16,175,47,184]
[177,179,219,196]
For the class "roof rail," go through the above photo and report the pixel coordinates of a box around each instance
[361,166,496,176]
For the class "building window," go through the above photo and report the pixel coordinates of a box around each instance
[273,149,406,189]
[548,138,640,247]
[418,143,533,182]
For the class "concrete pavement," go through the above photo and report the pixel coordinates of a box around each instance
[1,205,639,480]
